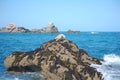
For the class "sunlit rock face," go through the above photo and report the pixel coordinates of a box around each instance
[0,24,30,33]
[31,22,59,33]
[4,34,102,80]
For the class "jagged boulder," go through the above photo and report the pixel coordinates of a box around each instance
[31,22,59,33]
[0,24,30,33]
[4,34,102,80]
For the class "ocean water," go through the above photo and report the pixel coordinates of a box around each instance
[0,32,120,80]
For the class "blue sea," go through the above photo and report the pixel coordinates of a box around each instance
[0,32,120,80]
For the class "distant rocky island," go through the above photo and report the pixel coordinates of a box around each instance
[0,24,30,33]
[0,23,82,34]
[0,22,59,33]
[67,29,80,34]
[31,22,58,33]
[4,34,102,80]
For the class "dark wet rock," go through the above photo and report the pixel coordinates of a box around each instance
[4,34,102,80]
[67,29,80,34]
[0,24,30,33]
[31,22,59,33]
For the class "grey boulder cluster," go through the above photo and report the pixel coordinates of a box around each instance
[4,34,102,80]
[0,24,30,33]
[31,22,58,33]
[0,23,81,34]
[0,23,59,33]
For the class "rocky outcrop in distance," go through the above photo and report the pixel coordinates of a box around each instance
[4,34,102,80]
[31,22,59,33]
[0,23,59,33]
[67,29,80,34]
[0,24,30,33]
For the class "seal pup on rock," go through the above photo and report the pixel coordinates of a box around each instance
[55,34,66,41]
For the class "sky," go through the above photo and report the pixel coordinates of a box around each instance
[0,0,120,31]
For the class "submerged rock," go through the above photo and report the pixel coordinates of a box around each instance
[0,24,30,33]
[31,22,59,33]
[4,34,102,80]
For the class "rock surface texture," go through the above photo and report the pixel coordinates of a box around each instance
[0,24,30,33]
[31,22,58,33]
[4,34,102,80]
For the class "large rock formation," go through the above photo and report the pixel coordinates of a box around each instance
[0,24,30,33]
[67,29,80,34]
[31,22,59,33]
[4,34,102,80]
[0,23,59,33]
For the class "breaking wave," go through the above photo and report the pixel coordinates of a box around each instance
[91,54,120,80]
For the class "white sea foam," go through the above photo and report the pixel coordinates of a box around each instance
[91,54,120,80]
[0,77,22,80]
[14,78,21,80]
[103,54,120,63]
[90,31,99,34]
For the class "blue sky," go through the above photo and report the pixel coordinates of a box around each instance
[0,0,120,31]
